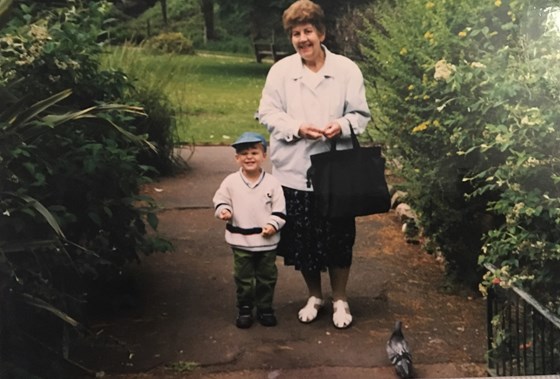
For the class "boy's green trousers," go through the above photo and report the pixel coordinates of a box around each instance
[232,248,277,310]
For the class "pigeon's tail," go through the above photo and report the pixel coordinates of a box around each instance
[394,354,413,379]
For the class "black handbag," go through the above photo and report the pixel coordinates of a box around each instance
[307,129,391,219]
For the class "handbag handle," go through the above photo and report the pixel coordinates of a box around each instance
[329,127,360,152]
[307,127,381,188]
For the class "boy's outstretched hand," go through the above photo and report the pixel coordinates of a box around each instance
[261,224,277,237]
[219,209,232,221]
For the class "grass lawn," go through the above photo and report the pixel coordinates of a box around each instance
[103,47,274,145]
[176,52,272,145]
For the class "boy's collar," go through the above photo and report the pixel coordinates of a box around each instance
[239,168,265,188]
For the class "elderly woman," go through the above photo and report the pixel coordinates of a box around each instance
[258,0,371,328]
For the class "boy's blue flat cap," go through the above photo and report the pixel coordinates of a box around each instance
[232,132,267,152]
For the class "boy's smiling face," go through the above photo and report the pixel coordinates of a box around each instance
[235,144,266,176]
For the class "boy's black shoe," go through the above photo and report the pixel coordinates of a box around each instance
[257,309,277,327]
[236,306,253,329]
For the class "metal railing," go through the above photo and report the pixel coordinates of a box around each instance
[487,282,560,376]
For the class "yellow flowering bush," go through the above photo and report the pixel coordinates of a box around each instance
[361,0,560,303]
[361,0,499,286]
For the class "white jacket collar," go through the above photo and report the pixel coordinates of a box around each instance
[288,45,335,80]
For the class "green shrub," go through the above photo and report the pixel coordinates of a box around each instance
[360,0,500,286]
[101,44,187,174]
[145,31,195,54]
[131,85,182,175]
[361,0,560,303]
[0,2,172,374]
[0,1,169,261]
[470,4,560,305]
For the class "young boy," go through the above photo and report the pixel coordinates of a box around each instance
[213,132,286,328]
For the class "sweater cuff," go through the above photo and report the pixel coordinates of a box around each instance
[282,121,302,142]
[215,204,232,218]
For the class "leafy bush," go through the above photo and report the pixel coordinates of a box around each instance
[144,31,194,54]
[361,0,560,302]
[132,84,182,175]
[360,0,500,286]
[0,1,173,374]
[1,1,170,262]
[0,2,180,176]
[470,5,560,306]
[101,43,187,174]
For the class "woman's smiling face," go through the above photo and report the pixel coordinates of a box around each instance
[290,23,325,64]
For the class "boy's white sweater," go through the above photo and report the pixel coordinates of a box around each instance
[213,169,286,252]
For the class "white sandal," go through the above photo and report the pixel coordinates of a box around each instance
[298,296,324,323]
[332,300,353,329]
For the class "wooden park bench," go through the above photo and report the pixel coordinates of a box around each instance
[253,41,291,63]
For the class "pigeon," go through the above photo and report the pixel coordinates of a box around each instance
[386,320,414,378]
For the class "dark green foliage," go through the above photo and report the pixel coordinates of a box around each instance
[1,2,170,262]
[1,1,174,375]
[131,85,181,176]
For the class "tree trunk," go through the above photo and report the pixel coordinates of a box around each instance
[160,0,168,26]
[200,0,215,41]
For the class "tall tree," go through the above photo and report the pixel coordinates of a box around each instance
[159,0,167,26]
[160,0,168,25]
[200,0,214,42]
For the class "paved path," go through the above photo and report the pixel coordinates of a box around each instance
[74,146,489,379]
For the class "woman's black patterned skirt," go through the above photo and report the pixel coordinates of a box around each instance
[277,186,356,273]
